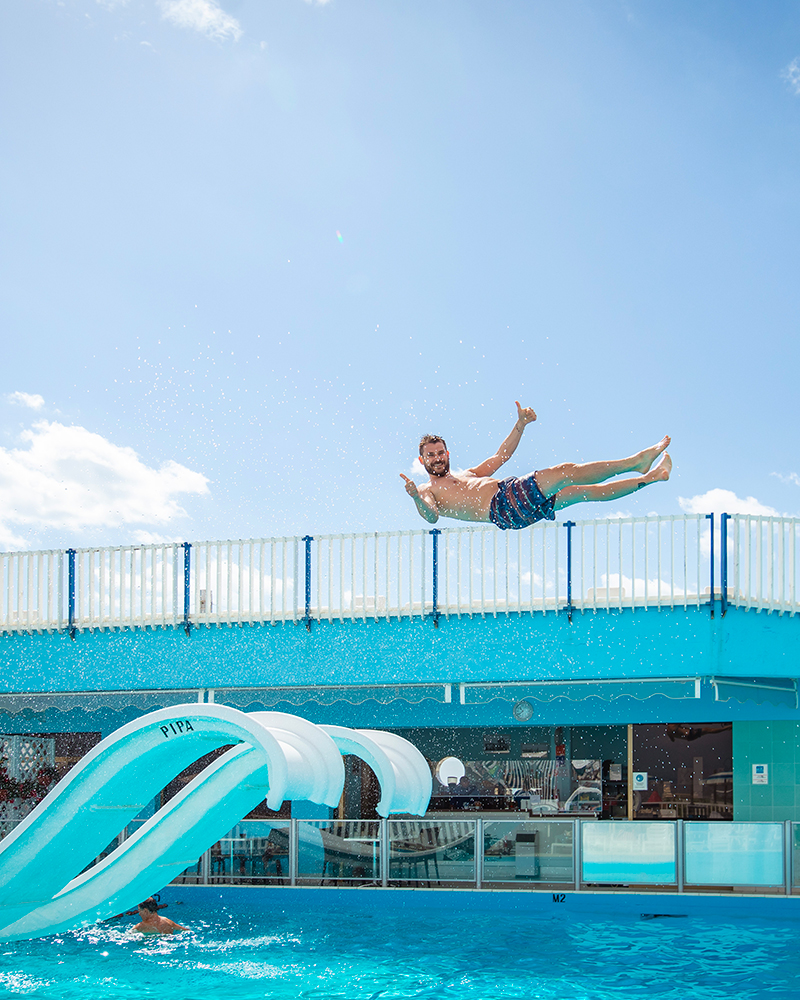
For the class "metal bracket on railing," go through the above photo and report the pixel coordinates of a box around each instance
[429,528,441,627]
[564,521,576,623]
[720,513,729,617]
[706,513,715,619]
[302,536,313,631]
[67,548,76,640]
[182,542,192,636]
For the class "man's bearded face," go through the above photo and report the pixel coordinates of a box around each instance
[421,442,450,477]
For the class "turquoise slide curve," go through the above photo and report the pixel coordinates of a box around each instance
[0,705,432,941]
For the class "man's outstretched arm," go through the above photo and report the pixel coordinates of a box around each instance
[468,402,537,478]
[400,475,439,523]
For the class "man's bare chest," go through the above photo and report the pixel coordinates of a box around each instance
[429,476,497,507]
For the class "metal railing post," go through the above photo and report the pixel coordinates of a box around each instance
[707,513,715,618]
[380,818,389,887]
[201,849,210,885]
[182,542,192,635]
[302,535,313,630]
[785,820,793,896]
[676,820,684,893]
[564,521,575,622]
[573,818,582,891]
[289,819,297,886]
[430,528,441,627]
[720,513,729,617]
[67,548,76,639]
[476,818,483,889]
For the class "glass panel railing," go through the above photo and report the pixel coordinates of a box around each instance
[170,818,795,893]
[172,859,204,884]
[684,822,784,886]
[389,820,475,883]
[482,820,574,884]
[582,821,677,884]
[297,820,380,886]
[210,821,291,884]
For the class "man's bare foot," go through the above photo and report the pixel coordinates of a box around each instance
[644,453,671,484]
[634,436,671,474]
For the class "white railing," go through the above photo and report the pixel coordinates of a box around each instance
[1,514,798,633]
[728,515,800,615]
[189,537,301,624]
[0,550,65,633]
[73,544,182,630]
[569,514,708,612]
[439,523,561,616]
[312,530,431,621]
[437,515,710,615]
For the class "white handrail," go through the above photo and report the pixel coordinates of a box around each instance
[189,537,300,624]
[2,514,800,632]
[0,551,65,633]
[727,515,800,616]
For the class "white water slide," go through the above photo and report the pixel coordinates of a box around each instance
[0,705,432,942]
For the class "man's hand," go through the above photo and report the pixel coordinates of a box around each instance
[469,403,536,477]
[400,473,420,498]
[515,401,537,428]
[400,473,438,523]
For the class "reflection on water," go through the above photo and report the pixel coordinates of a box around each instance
[1,900,798,999]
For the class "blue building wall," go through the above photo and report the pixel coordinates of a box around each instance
[2,604,800,820]
[733,720,800,822]
[1,605,797,695]
[1,603,798,735]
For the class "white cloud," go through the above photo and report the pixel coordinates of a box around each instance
[783,57,800,95]
[7,391,45,410]
[303,0,332,4]
[772,471,800,487]
[132,530,184,545]
[0,420,209,548]
[158,0,242,41]
[678,488,780,518]
[678,489,792,563]
[0,524,27,551]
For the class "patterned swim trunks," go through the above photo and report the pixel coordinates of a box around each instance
[489,473,557,530]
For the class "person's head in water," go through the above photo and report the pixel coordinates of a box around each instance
[419,435,450,477]
[138,898,159,914]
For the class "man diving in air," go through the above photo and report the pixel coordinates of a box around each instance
[400,403,671,530]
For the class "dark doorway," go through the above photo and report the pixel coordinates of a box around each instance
[632,723,732,820]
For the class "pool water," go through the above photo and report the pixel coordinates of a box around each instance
[2,896,799,999]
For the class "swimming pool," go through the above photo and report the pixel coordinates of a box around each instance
[3,889,799,999]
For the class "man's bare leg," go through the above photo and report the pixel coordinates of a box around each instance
[553,454,672,511]
[535,436,670,496]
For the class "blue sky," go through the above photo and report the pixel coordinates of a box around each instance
[2,0,800,550]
